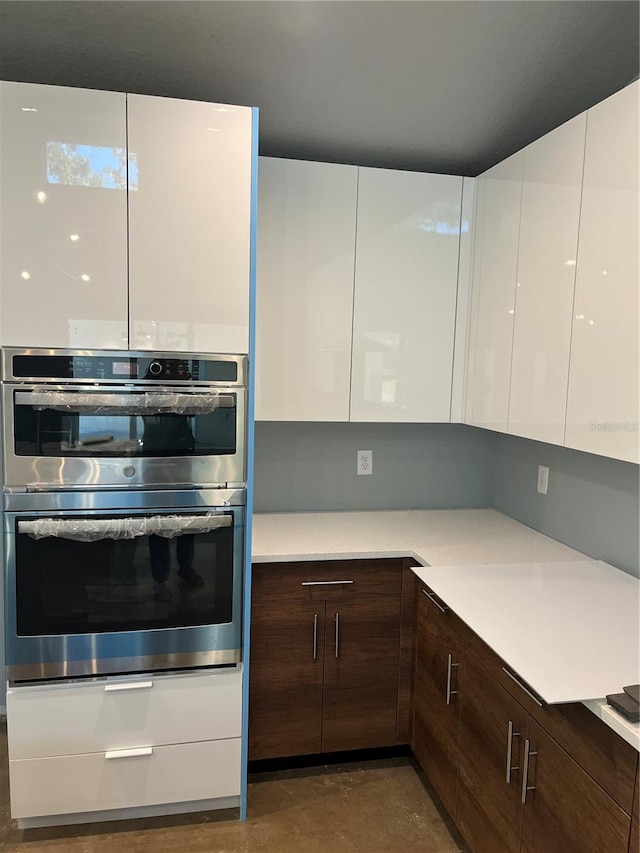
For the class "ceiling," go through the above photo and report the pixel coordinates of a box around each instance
[0,1,638,176]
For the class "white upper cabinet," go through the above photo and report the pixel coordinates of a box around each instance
[0,82,128,349]
[127,95,254,354]
[350,168,462,422]
[465,152,523,432]
[256,157,357,421]
[565,82,640,463]
[508,114,586,445]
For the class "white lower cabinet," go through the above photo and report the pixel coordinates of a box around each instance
[6,667,242,822]
[9,739,241,820]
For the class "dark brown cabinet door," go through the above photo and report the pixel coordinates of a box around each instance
[322,596,401,753]
[521,719,632,853]
[456,651,527,853]
[412,589,463,817]
[248,601,325,760]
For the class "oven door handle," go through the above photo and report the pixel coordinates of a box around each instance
[14,390,235,415]
[18,513,232,541]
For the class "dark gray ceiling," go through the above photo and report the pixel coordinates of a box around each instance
[0,1,638,176]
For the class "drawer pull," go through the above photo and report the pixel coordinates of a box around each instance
[313,613,318,660]
[105,747,153,760]
[422,588,448,614]
[501,667,544,707]
[301,580,354,586]
[521,739,537,804]
[335,612,340,658]
[505,720,521,783]
[446,653,459,705]
[104,680,153,692]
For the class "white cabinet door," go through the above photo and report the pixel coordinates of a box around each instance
[565,82,639,463]
[465,152,523,432]
[0,82,128,349]
[127,95,254,354]
[256,157,357,421]
[350,168,462,423]
[508,114,586,445]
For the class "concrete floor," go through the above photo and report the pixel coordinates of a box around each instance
[0,723,465,852]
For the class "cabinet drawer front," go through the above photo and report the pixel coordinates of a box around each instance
[9,738,241,819]
[418,581,466,643]
[464,629,637,812]
[252,559,402,603]
[7,668,241,759]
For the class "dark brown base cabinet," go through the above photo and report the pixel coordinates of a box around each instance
[248,560,406,761]
[412,579,639,853]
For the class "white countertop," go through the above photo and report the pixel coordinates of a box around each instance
[252,509,640,750]
[252,508,587,565]
[412,560,640,705]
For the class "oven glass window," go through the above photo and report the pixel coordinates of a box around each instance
[15,514,235,635]
[13,394,237,458]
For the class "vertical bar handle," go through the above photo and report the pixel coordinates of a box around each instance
[446,653,459,705]
[335,612,339,659]
[521,738,538,804]
[313,613,318,660]
[505,720,521,783]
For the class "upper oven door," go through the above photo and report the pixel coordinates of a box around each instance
[2,384,246,490]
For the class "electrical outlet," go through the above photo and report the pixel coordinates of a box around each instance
[357,450,373,476]
[537,465,549,495]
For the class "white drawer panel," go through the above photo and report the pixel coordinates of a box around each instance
[7,668,241,759]
[9,737,241,819]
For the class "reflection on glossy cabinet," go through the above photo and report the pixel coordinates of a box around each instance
[127,95,254,354]
[508,114,586,445]
[565,82,640,462]
[256,158,357,420]
[412,588,463,817]
[350,168,462,422]
[0,82,128,349]
[465,152,523,432]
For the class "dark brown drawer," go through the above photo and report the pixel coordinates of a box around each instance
[464,628,638,813]
[417,581,466,643]
[252,559,403,604]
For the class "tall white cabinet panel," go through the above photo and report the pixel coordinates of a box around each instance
[465,152,523,432]
[508,114,586,445]
[256,157,357,421]
[350,168,462,423]
[127,95,253,354]
[0,82,128,349]
[565,82,640,463]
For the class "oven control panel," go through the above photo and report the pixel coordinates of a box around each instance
[6,351,244,385]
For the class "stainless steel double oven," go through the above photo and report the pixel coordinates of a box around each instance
[1,348,247,681]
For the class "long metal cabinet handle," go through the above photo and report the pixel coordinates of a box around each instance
[301,580,354,587]
[104,680,153,692]
[313,613,318,660]
[502,667,544,707]
[421,588,448,613]
[505,720,521,783]
[335,613,339,658]
[105,747,153,760]
[446,653,459,705]
[521,739,538,804]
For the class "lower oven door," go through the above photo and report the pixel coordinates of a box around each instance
[3,499,244,681]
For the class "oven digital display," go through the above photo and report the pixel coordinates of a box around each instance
[112,361,137,378]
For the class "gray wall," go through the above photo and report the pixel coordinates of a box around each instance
[492,433,640,577]
[254,422,640,579]
[253,422,495,512]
